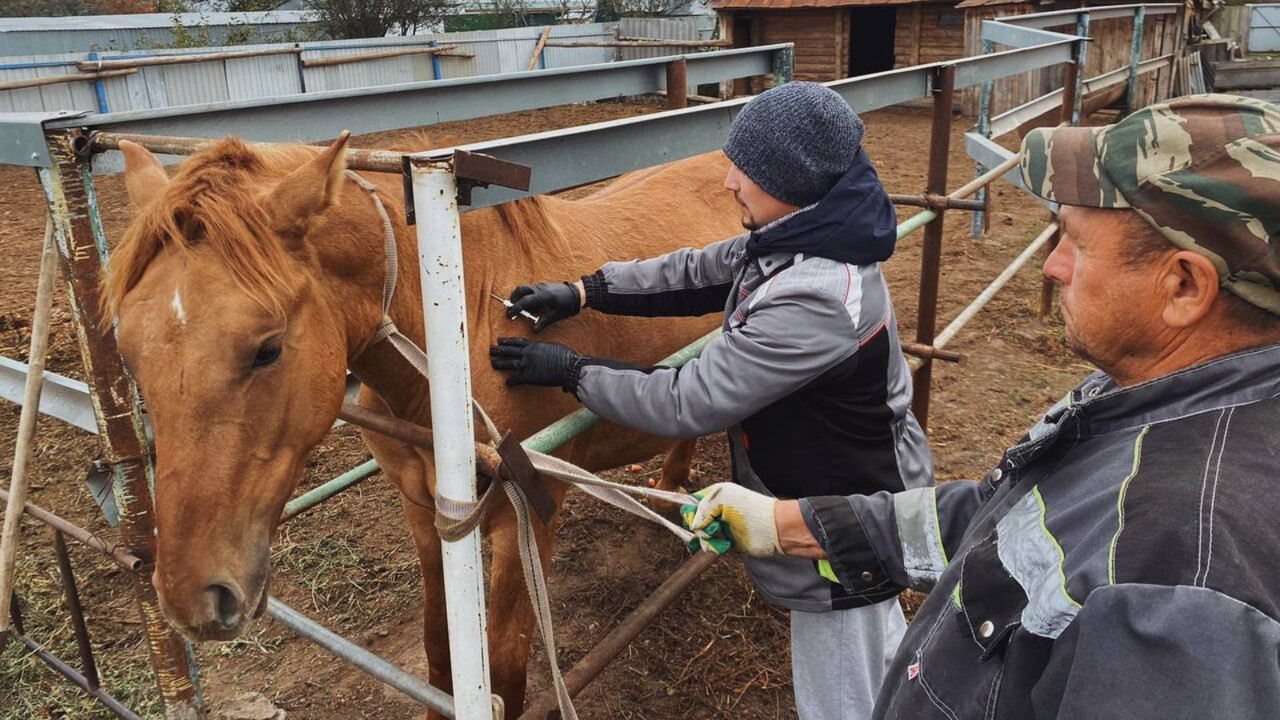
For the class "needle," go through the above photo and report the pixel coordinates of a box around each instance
[489,293,541,325]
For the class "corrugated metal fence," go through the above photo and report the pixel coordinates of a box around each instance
[0,19,715,114]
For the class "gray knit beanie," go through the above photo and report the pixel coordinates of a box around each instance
[723,82,865,207]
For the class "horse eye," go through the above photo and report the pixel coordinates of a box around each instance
[252,339,283,369]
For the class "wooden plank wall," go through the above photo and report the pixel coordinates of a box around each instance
[894,2,968,68]
[962,1,1183,119]
[753,9,844,81]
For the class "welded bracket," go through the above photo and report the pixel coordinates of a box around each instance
[0,111,89,168]
[496,433,557,526]
[402,149,532,224]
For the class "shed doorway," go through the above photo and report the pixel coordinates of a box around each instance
[848,6,898,77]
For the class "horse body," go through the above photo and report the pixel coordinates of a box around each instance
[109,136,742,717]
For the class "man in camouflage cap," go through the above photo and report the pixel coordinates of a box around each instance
[681,93,1280,718]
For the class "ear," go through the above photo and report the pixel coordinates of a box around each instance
[120,140,169,207]
[267,130,351,244]
[1160,250,1220,329]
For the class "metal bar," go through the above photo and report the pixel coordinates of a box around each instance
[0,489,143,571]
[952,41,1075,90]
[888,194,985,211]
[0,68,137,93]
[909,223,1059,372]
[773,44,794,86]
[0,218,58,633]
[266,597,455,716]
[410,157,492,720]
[910,64,956,432]
[11,632,144,720]
[279,459,381,522]
[950,152,1023,202]
[618,36,734,46]
[1127,6,1147,111]
[902,342,963,363]
[896,209,937,240]
[52,531,101,690]
[78,46,301,71]
[666,58,688,110]
[998,4,1177,29]
[544,40,730,48]
[974,38,994,238]
[89,132,404,173]
[980,20,1079,49]
[1072,14,1090,125]
[515,552,719,720]
[39,131,202,718]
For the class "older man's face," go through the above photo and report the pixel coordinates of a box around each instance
[1043,206,1170,373]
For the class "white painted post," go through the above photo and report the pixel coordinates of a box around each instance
[410,157,493,720]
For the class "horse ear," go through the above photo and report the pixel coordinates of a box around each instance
[120,140,169,207]
[267,130,350,244]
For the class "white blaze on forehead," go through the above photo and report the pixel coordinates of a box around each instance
[170,287,186,326]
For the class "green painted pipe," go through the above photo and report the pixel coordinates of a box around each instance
[282,459,381,521]
[287,210,933,515]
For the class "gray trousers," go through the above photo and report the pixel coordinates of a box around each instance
[791,597,907,720]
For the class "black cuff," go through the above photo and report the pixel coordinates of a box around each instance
[564,356,658,397]
[804,496,897,596]
[581,271,610,312]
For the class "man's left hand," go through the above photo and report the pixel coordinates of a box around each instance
[490,337,584,390]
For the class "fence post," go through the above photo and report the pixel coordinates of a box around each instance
[973,38,994,238]
[773,44,794,87]
[39,129,202,719]
[1126,6,1146,112]
[408,155,492,720]
[911,64,956,432]
[1070,12,1089,125]
[1040,26,1087,320]
[666,57,687,109]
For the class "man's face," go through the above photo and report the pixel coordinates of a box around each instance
[1043,206,1171,374]
[723,163,799,230]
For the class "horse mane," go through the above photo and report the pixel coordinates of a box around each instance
[103,137,319,323]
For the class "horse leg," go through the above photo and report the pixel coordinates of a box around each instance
[485,500,559,719]
[657,438,699,493]
[360,414,453,720]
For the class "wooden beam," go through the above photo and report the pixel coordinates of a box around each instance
[528,26,552,71]
[0,68,137,92]
[545,39,734,48]
[77,46,300,71]
[910,4,923,66]
[301,45,464,68]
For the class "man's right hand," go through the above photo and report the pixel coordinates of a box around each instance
[507,282,582,332]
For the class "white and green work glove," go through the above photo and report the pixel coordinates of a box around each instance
[679,483,782,557]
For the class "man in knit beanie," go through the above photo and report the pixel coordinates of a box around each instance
[491,82,933,719]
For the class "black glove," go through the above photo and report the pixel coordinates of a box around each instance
[489,337,584,391]
[507,282,581,332]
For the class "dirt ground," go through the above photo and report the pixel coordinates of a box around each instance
[0,97,1087,719]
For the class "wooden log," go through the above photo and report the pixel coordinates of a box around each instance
[528,26,551,71]
[0,68,137,92]
[544,39,733,48]
[618,36,733,46]
[301,45,463,68]
[77,46,300,71]
[1212,59,1280,90]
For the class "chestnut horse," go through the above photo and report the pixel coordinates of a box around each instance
[105,134,741,717]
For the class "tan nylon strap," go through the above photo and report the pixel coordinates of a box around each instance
[350,168,698,720]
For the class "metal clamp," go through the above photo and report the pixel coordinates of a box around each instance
[402,150,533,224]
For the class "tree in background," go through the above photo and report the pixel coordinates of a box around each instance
[0,0,159,16]
[594,0,671,21]
[305,0,454,38]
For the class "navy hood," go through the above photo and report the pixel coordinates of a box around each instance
[744,149,897,266]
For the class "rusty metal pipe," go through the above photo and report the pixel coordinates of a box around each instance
[10,631,143,720]
[52,530,101,690]
[901,342,962,363]
[665,58,688,110]
[0,489,142,571]
[516,551,719,720]
[888,194,985,212]
[89,132,405,174]
[911,65,957,432]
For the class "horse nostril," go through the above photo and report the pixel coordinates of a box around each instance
[206,583,243,630]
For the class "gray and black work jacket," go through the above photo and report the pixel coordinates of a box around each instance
[801,342,1280,717]
[570,153,934,612]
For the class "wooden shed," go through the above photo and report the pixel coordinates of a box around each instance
[711,0,972,84]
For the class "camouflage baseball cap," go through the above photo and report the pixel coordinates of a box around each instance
[1020,93,1280,315]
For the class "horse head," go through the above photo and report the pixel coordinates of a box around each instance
[107,135,381,641]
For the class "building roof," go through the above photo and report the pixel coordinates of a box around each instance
[0,11,314,34]
[711,0,936,8]
[954,0,1021,7]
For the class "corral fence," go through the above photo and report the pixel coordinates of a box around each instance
[0,4,1188,719]
[0,16,717,116]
